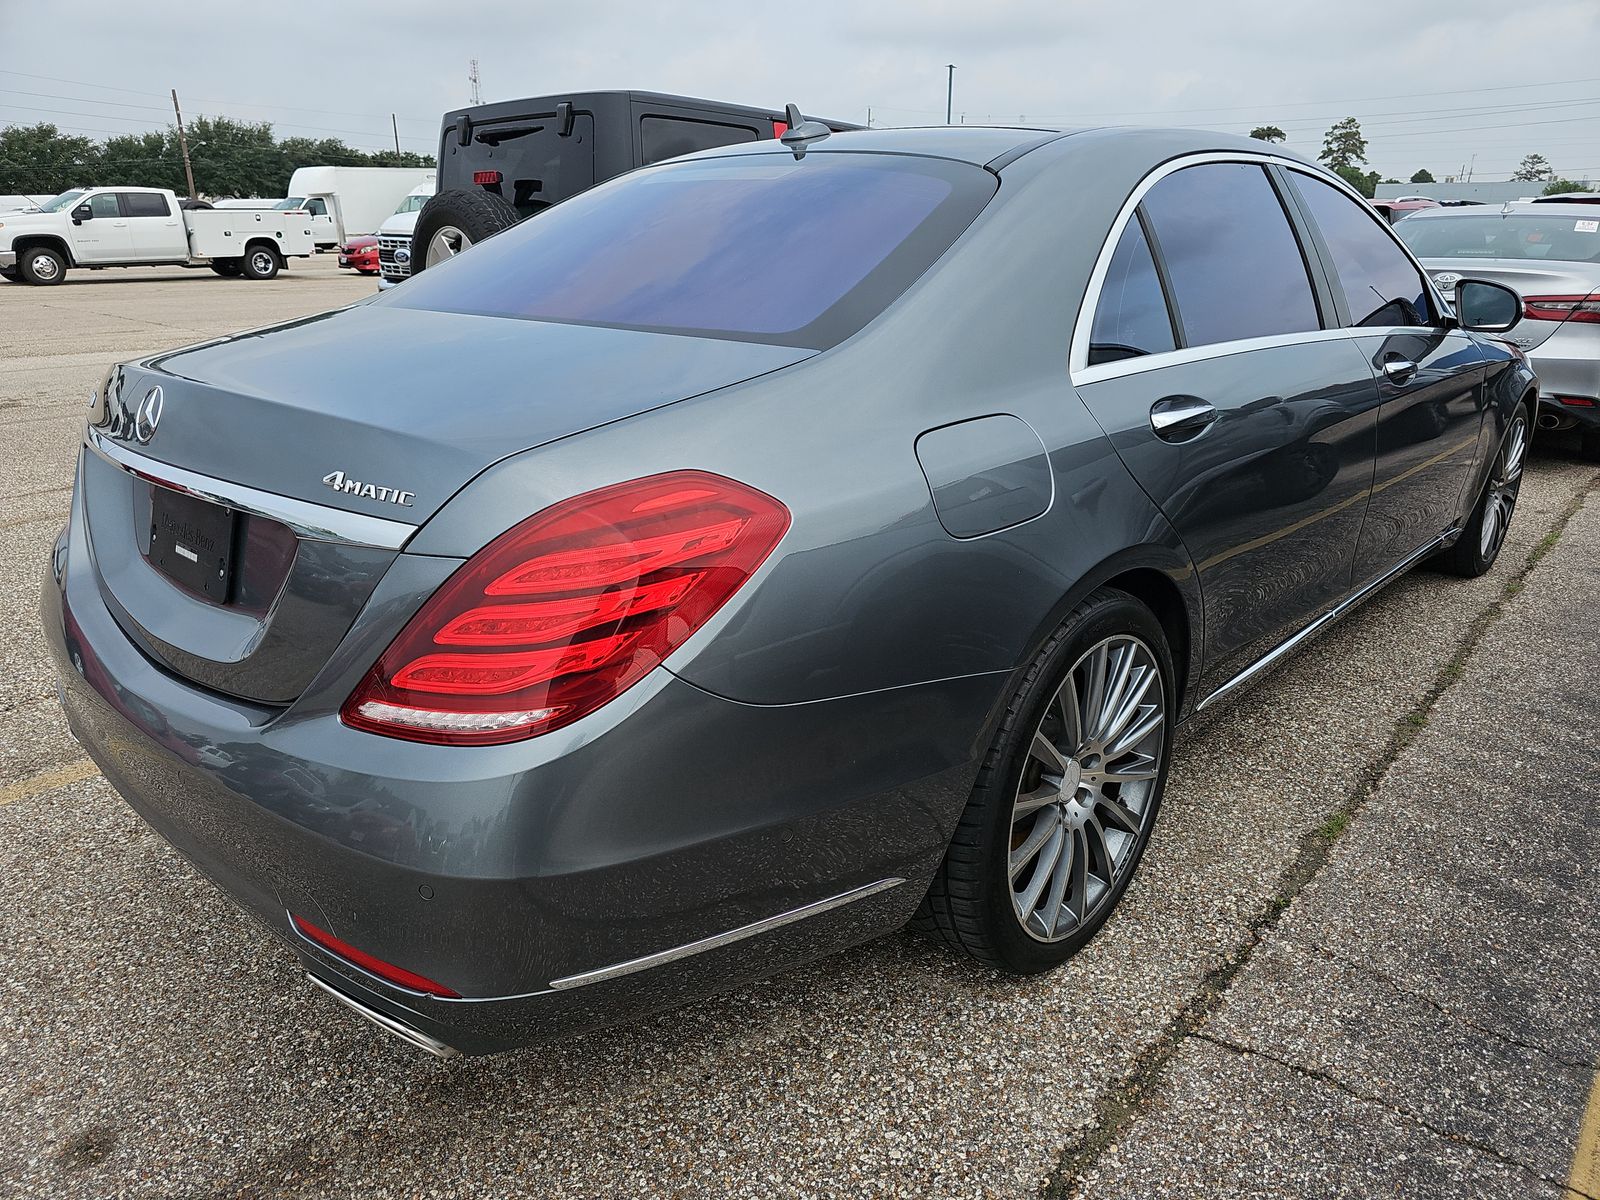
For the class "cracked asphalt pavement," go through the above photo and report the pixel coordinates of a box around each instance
[2,259,1598,1199]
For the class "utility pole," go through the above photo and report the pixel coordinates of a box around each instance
[867,106,873,128]
[469,59,483,106]
[391,113,401,156]
[170,89,196,199]
[945,64,956,125]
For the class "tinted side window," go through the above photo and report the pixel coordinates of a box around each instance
[640,117,761,166]
[86,193,120,218]
[1292,172,1431,327]
[1141,163,1321,347]
[121,192,170,218]
[1089,217,1175,364]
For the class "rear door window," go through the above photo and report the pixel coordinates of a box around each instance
[1140,163,1323,348]
[1290,171,1432,326]
[120,192,171,218]
[1089,217,1176,364]
[641,116,762,165]
[388,152,997,349]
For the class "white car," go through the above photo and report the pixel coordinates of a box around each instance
[376,181,436,289]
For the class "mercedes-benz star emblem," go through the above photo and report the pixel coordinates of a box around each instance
[134,386,164,444]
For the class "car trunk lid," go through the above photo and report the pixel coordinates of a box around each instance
[1420,257,1598,350]
[82,304,813,704]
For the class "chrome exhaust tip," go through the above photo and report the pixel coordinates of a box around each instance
[305,973,460,1059]
[1537,412,1561,430]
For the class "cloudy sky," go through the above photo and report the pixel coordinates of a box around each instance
[2,0,1597,184]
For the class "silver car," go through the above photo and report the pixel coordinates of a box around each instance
[1397,202,1600,455]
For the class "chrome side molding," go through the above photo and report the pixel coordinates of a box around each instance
[549,877,907,991]
[1196,530,1454,713]
[84,429,418,551]
[305,973,459,1059]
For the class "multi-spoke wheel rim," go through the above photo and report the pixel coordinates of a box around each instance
[1479,414,1526,560]
[426,225,472,267]
[1009,634,1167,943]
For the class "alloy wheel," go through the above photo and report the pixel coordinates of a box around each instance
[1009,634,1167,942]
[426,225,473,267]
[1479,413,1527,561]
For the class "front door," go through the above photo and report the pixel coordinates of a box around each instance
[118,191,187,261]
[1279,167,1489,583]
[1073,162,1381,697]
[69,192,131,263]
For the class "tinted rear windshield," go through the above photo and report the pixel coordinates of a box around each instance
[1396,213,1600,263]
[384,152,997,349]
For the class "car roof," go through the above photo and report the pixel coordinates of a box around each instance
[1400,201,1600,218]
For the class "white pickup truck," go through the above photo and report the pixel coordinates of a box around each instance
[0,186,316,285]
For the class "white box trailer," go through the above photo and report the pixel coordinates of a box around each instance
[0,187,315,284]
[276,166,437,248]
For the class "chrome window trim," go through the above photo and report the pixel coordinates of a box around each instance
[1068,151,1457,387]
[84,428,418,550]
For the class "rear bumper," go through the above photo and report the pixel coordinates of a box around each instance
[41,491,995,1053]
[1530,326,1600,429]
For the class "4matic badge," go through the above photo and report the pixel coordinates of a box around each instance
[322,470,415,507]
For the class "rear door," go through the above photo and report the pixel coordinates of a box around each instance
[71,192,132,263]
[1073,160,1382,698]
[445,109,596,214]
[120,191,186,260]
[1285,169,1488,583]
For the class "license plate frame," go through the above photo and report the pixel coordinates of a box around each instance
[148,485,237,603]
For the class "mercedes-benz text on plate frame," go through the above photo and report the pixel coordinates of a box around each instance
[42,125,1536,1056]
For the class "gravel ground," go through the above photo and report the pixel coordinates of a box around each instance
[1,258,1597,1199]
[1071,488,1600,1199]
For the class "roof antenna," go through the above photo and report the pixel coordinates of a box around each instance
[780,103,832,159]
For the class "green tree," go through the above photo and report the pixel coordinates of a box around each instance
[1410,168,1435,184]
[1512,153,1552,182]
[182,115,285,196]
[1543,178,1592,196]
[1331,164,1381,198]
[96,131,182,191]
[1319,117,1367,172]
[367,149,433,168]
[0,123,98,195]
[1248,125,1286,144]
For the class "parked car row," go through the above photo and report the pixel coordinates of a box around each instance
[1394,202,1600,457]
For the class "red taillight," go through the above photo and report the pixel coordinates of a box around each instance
[291,914,460,997]
[472,170,502,185]
[772,120,789,139]
[341,471,790,745]
[1523,293,1600,324]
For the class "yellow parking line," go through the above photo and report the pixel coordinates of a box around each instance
[1570,1066,1600,1199]
[0,759,99,806]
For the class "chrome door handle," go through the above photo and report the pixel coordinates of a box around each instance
[1383,356,1418,384]
[1150,395,1218,442]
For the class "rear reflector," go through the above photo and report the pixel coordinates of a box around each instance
[1523,293,1600,324]
[1558,396,1597,407]
[291,914,460,997]
[341,471,790,745]
[473,170,503,185]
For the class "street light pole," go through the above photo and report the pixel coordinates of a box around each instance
[946,64,956,125]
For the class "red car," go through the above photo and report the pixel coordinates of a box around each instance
[338,235,379,275]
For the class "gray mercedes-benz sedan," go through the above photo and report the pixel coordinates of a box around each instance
[43,125,1536,1057]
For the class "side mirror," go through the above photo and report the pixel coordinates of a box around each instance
[1456,279,1521,333]
[71,204,93,224]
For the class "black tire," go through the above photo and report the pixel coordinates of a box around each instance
[1432,404,1529,578]
[1581,429,1600,463]
[209,260,243,277]
[409,188,520,277]
[915,588,1176,973]
[239,243,280,280]
[19,245,67,285]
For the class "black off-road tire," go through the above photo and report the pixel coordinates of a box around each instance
[409,188,520,277]
[913,587,1176,974]
[19,245,67,285]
